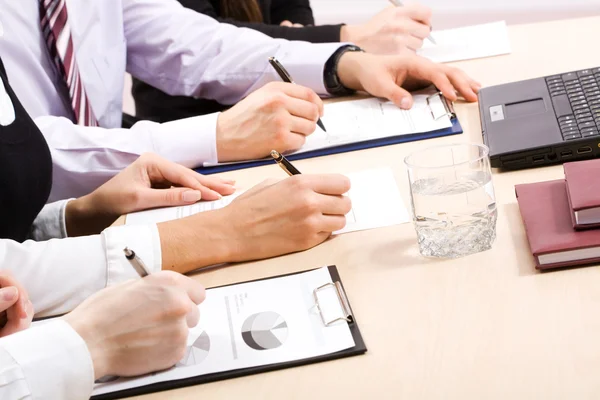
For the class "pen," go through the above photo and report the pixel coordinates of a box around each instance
[123,247,151,278]
[268,57,327,132]
[388,0,437,45]
[270,150,302,176]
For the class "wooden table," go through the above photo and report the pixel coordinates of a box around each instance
[137,17,600,400]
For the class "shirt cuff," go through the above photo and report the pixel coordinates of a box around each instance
[29,200,71,241]
[274,42,346,96]
[101,223,162,286]
[0,319,94,400]
[144,112,219,166]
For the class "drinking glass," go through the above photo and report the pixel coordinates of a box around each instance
[404,143,497,258]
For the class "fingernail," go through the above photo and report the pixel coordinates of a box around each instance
[400,97,411,109]
[1,287,18,302]
[182,190,201,203]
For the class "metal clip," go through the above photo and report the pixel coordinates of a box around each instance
[313,281,354,327]
[426,91,456,120]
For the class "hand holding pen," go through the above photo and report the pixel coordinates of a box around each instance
[268,57,327,132]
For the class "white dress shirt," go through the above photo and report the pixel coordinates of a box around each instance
[0,319,94,400]
[0,0,343,202]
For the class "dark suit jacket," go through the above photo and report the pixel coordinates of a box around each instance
[132,0,343,122]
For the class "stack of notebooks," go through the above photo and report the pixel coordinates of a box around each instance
[516,159,600,270]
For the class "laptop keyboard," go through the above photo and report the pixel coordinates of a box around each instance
[546,67,600,141]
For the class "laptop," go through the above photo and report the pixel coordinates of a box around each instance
[479,67,600,169]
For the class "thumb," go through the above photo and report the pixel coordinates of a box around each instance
[0,287,19,311]
[137,188,203,210]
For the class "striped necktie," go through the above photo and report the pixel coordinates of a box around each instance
[39,0,98,126]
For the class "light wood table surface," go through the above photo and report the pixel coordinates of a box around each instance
[135,17,600,400]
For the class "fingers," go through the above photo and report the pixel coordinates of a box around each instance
[404,35,425,52]
[403,3,433,26]
[280,20,293,27]
[314,193,353,216]
[318,215,348,233]
[289,116,317,137]
[151,271,207,306]
[446,69,481,102]
[186,301,200,328]
[0,273,30,319]
[0,287,19,313]
[297,174,351,195]
[144,155,235,201]
[285,96,320,126]
[269,82,324,118]
[402,18,431,41]
[384,83,414,109]
[292,23,304,28]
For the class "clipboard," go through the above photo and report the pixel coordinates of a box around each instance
[92,265,366,400]
[196,93,460,174]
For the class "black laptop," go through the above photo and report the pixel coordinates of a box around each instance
[479,67,600,169]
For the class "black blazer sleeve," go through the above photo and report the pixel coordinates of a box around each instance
[177,0,342,43]
[269,0,314,26]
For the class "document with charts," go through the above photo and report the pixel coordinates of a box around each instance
[126,167,411,235]
[202,86,451,167]
[418,21,511,63]
[92,266,361,397]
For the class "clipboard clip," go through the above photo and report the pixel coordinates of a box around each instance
[426,91,456,121]
[312,281,354,327]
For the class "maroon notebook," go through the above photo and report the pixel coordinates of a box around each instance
[515,179,600,270]
[564,159,600,229]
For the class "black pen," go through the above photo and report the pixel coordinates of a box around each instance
[123,247,151,278]
[268,56,327,132]
[271,150,301,176]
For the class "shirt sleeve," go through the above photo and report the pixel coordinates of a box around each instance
[36,114,218,202]
[0,319,94,400]
[0,224,161,317]
[123,0,343,105]
[29,200,70,241]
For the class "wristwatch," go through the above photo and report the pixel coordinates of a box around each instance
[323,45,364,96]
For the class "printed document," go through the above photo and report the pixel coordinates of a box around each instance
[126,167,411,234]
[203,86,451,167]
[92,267,354,396]
[418,21,511,63]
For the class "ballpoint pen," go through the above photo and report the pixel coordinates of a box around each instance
[268,56,327,132]
[124,247,151,278]
[270,150,302,176]
[388,0,437,45]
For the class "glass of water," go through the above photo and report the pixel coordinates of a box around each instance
[404,143,497,258]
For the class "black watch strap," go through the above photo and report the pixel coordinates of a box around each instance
[323,45,364,96]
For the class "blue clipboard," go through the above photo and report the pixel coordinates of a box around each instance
[196,117,462,174]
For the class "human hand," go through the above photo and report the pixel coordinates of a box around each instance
[213,174,352,262]
[216,82,323,162]
[66,153,236,236]
[336,51,481,109]
[63,271,206,380]
[340,4,432,54]
[0,271,34,337]
[280,20,304,27]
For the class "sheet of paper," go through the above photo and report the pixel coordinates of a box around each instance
[418,21,511,63]
[203,86,451,167]
[92,267,354,396]
[126,168,410,234]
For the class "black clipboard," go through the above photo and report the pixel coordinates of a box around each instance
[92,265,367,400]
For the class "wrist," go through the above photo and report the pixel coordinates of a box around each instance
[158,209,235,272]
[63,314,109,380]
[65,195,117,237]
[335,51,365,92]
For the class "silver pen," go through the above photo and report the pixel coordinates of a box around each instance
[123,247,150,277]
[388,0,437,45]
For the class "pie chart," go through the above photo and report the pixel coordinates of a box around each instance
[241,312,288,351]
[178,330,211,367]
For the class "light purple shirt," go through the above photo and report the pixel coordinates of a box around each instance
[0,0,343,201]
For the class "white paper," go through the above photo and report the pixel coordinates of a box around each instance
[418,21,511,63]
[203,86,451,168]
[92,267,355,396]
[126,168,410,234]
